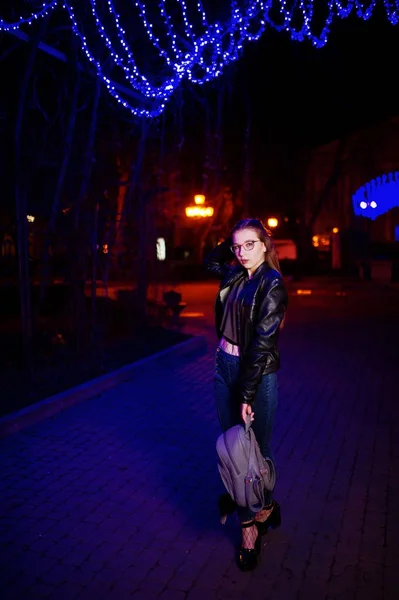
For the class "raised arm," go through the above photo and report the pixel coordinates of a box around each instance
[203,238,234,279]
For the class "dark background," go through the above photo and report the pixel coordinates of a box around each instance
[234,4,399,146]
[0,1,398,408]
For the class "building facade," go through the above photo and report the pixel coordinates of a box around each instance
[305,116,399,274]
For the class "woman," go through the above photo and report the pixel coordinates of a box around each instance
[205,218,287,571]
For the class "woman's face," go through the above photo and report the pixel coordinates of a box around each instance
[231,228,266,274]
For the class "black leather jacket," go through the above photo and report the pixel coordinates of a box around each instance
[204,239,288,406]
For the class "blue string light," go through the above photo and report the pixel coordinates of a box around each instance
[0,1,58,30]
[353,171,399,220]
[159,0,185,60]
[1,1,398,117]
[88,0,178,98]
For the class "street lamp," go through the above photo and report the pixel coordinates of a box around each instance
[267,217,278,228]
[185,206,214,217]
[185,194,214,218]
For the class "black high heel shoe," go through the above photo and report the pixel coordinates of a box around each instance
[238,520,261,572]
[255,500,281,536]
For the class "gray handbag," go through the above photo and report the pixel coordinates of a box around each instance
[216,417,276,513]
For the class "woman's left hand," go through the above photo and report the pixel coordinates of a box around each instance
[241,403,254,424]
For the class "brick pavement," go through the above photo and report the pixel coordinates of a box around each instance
[1,285,399,600]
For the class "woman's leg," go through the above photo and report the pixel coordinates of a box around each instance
[252,372,278,461]
[215,349,255,524]
[214,349,240,432]
[251,372,279,523]
[214,349,247,526]
[236,373,278,522]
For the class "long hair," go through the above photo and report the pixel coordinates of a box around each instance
[231,218,282,274]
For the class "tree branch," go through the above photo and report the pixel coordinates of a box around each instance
[7,28,157,109]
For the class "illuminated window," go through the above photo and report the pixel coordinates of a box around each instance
[156,238,166,260]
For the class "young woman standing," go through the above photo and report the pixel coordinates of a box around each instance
[205,218,287,571]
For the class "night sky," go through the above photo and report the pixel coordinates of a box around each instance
[238,6,399,147]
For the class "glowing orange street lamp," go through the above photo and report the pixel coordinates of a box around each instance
[186,194,214,218]
[267,217,279,228]
[185,206,214,218]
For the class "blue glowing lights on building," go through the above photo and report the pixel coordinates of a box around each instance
[352,172,399,221]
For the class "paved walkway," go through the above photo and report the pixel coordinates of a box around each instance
[1,285,398,600]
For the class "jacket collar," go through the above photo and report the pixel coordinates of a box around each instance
[220,266,244,290]
[221,260,270,290]
[251,261,270,280]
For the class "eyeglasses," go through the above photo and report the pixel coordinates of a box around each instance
[230,240,261,254]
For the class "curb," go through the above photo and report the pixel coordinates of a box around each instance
[287,285,399,296]
[0,335,207,439]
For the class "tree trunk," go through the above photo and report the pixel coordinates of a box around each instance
[113,160,129,272]
[51,64,80,231]
[38,61,80,308]
[74,79,101,232]
[90,202,99,345]
[135,122,150,320]
[193,85,225,263]
[72,78,101,353]
[243,86,251,215]
[14,17,49,369]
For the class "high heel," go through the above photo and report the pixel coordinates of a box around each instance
[255,500,281,536]
[238,521,261,572]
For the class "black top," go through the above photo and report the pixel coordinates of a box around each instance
[220,278,246,344]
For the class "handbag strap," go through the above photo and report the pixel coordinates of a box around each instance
[244,415,277,506]
[245,416,260,476]
[244,416,266,512]
[245,414,252,434]
[245,416,257,473]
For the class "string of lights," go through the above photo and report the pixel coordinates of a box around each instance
[0,1,58,30]
[353,171,399,220]
[1,1,398,117]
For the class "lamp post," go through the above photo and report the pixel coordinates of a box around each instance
[185,206,214,218]
[184,194,215,263]
[185,194,214,219]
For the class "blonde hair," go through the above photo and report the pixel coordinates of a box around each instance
[231,218,282,274]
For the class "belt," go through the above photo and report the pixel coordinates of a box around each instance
[219,336,240,356]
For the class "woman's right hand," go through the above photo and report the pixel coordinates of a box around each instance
[241,403,254,424]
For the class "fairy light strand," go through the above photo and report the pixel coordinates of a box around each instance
[1,1,397,117]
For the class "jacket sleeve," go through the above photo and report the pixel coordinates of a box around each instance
[239,277,287,405]
[203,238,234,279]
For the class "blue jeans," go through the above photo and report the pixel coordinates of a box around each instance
[214,347,278,523]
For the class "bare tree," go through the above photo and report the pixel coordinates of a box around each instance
[38,45,81,309]
[14,16,49,369]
